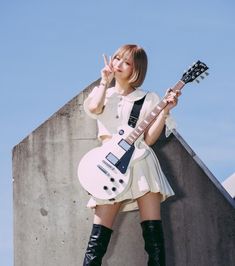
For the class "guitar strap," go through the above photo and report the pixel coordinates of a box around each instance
[128,93,147,128]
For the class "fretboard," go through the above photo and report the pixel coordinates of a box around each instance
[125,80,185,144]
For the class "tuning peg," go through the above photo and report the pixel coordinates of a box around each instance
[200,75,205,80]
[205,71,209,76]
[196,79,200,83]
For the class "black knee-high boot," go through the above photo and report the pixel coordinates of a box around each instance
[83,224,113,266]
[141,220,166,266]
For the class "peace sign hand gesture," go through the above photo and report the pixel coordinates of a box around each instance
[100,54,114,87]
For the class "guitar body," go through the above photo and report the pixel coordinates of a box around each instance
[78,125,148,200]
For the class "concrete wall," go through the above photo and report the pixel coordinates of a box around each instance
[13,80,235,266]
[154,130,235,266]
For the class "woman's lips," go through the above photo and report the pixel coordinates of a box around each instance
[114,68,122,72]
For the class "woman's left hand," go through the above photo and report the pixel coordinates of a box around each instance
[164,88,181,111]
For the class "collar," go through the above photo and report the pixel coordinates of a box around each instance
[107,87,148,102]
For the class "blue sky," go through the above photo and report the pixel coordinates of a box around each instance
[1,1,235,265]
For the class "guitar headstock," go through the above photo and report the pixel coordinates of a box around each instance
[181,60,209,84]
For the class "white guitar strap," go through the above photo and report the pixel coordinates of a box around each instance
[128,93,147,128]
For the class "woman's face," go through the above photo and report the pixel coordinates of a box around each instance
[112,52,133,81]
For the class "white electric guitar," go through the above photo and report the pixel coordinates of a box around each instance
[78,61,209,200]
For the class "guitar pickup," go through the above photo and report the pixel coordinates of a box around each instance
[106,153,119,166]
[118,139,132,151]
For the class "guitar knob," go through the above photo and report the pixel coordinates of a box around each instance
[103,186,108,190]
[111,187,117,192]
[119,179,124,184]
[119,129,124,135]
[110,178,115,182]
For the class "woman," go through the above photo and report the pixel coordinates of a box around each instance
[81,44,180,265]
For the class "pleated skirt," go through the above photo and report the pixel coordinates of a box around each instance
[86,142,175,212]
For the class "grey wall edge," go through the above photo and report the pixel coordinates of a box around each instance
[172,129,235,209]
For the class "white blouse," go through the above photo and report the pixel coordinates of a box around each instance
[83,86,176,140]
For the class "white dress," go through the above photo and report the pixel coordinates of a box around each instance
[82,86,176,212]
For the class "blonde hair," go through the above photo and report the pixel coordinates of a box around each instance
[112,44,148,88]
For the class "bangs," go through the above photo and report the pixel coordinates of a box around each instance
[112,45,136,60]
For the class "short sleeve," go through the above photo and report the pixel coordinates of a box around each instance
[83,86,99,119]
[165,115,177,137]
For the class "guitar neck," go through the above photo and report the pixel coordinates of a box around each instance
[125,80,185,144]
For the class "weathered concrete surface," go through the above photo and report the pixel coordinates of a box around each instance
[13,80,235,266]
[154,130,235,266]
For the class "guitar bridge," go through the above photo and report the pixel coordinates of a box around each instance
[102,160,115,171]
[97,165,110,176]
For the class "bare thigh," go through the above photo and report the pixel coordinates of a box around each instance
[93,203,122,229]
[137,192,162,222]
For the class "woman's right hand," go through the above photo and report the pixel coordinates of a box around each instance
[100,54,114,86]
